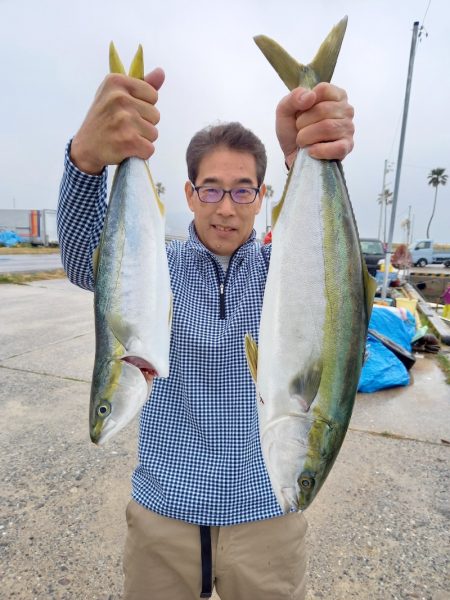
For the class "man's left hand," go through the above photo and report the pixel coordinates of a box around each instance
[276,82,354,169]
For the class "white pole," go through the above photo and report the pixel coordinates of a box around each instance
[381,21,420,299]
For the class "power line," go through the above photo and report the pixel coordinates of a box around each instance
[421,0,431,29]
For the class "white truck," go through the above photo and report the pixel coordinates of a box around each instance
[408,239,450,267]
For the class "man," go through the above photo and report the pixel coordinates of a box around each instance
[58,65,354,600]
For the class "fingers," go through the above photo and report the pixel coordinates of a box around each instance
[105,73,160,105]
[276,81,354,163]
[294,83,355,160]
[296,113,354,149]
[104,73,162,148]
[71,70,164,172]
[111,104,160,160]
[307,138,354,161]
[276,87,316,119]
[295,83,353,131]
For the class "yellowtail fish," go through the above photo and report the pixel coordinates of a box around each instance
[90,43,172,445]
[245,17,377,511]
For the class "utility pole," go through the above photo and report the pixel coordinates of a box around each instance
[377,160,393,241]
[382,189,393,245]
[382,21,420,299]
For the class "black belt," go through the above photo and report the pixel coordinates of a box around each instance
[199,525,212,597]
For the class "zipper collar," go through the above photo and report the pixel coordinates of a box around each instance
[186,221,257,262]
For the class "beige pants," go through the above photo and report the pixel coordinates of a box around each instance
[123,499,308,600]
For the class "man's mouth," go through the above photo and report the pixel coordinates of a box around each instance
[212,225,236,232]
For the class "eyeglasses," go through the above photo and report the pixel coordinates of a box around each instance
[192,185,260,204]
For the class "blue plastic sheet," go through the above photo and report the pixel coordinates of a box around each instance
[0,230,22,247]
[358,305,416,393]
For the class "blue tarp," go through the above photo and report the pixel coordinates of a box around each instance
[0,230,22,247]
[358,305,416,393]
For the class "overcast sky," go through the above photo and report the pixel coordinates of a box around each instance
[1,0,449,242]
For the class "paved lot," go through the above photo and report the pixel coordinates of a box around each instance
[0,279,449,599]
[0,253,63,273]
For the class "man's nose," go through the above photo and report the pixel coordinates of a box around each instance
[216,192,236,215]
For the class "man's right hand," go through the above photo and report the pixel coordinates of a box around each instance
[70,68,165,175]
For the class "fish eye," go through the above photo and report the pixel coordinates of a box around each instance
[97,401,111,418]
[298,472,315,490]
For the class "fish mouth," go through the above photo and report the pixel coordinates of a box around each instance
[121,356,158,382]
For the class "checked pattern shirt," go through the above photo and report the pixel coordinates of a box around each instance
[57,145,283,525]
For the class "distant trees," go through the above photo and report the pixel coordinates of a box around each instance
[426,168,447,238]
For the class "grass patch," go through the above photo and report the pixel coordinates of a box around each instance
[0,269,67,284]
[436,353,450,385]
[0,245,60,255]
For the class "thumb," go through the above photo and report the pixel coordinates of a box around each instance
[145,67,165,91]
[277,87,316,118]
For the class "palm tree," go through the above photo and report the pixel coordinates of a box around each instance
[426,167,447,238]
[265,184,274,232]
[155,182,165,197]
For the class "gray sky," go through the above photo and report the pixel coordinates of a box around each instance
[1,0,449,242]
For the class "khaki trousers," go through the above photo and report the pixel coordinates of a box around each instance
[123,499,308,600]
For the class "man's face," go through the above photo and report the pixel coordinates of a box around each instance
[185,147,265,256]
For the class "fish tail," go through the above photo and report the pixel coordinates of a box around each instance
[253,16,347,90]
[109,42,126,74]
[108,43,165,215]
[109,42,144,80]
[128,45,144,80]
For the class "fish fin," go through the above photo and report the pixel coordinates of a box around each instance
[289,359,323,412]
[271,163,294,229]
[106,313,139,350]
[271,197,284,230]
[128,44,144,80]
[143,161,166,216]
[92,246,100,280]
[254,16,348,90]
[362,259,377,321]
[244,333,258,384]
[109,41,126,74]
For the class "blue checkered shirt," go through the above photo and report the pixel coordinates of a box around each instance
[57,144,283,525]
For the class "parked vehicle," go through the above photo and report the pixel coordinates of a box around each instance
[359,238,385,276]
[408,239,450,268]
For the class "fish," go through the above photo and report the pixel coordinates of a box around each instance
[245,17,377,512]
[89,43,172,445]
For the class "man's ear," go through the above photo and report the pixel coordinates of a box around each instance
[255,183,266,215]
[185,181,195,213]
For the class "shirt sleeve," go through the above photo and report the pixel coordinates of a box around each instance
[57,141,108,291]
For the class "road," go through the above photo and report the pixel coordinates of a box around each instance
[0,278,449,599]
[410,265,450,276]
[0,252,63,273]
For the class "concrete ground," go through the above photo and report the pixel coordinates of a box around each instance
[0,279,449,600]
[0,253,63,273]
